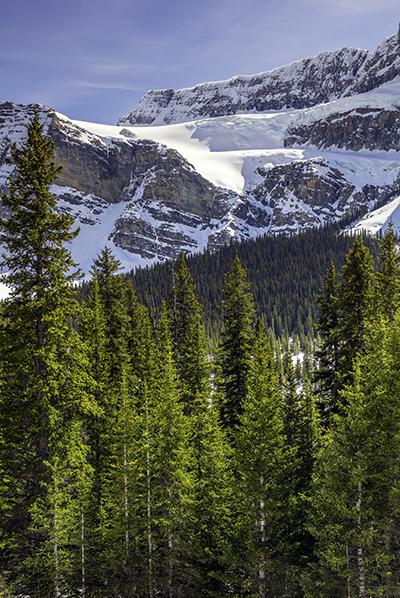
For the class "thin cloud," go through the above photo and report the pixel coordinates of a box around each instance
[74,80,142,92]
[306,0,399,16]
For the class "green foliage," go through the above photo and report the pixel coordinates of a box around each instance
[130,224,377,339]
[0,111,95,595]
[219,256,255,432]
[234,320,288,596]
[3,113,400,598]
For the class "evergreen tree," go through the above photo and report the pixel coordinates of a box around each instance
[0,112,95,594]
[151,305,194,596]
[91,246,129,380]
[187,390,234,596]
[219,256,255,432]
[336,237,374,391]
[169,254,209,413]
[375,225,400,320]
[282,356,318,596]
[309,318,400,596]
[315,262,340,424]
[235,320,288,596]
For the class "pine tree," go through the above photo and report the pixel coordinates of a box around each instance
[79,276,110,593]
[150,305,194,596]
[169,254,209,413]
[234,320,288,596]
[336,237,374,391]
[315,262,340,424]
[281,356,318,596]
[91,247,129,379]
[219,256,255,432]
[187,390,234,596]
[0,112,95,594]
[309,320,400,596]
[375,225,400,320]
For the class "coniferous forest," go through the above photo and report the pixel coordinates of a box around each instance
[1,116,400,598]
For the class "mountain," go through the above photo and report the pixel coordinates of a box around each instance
[118,47,368,126]
[119,31,400,127]
[0,28,399,272]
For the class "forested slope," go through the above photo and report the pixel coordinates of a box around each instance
[130,219,377,337]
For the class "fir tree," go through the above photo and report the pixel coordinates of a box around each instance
[375,225,400,320]
[336,237,374,391]
[309,321,400,596]
[187,390,234,596]
[219,256,255,432]
[0,112,95,594]
[282,356,318,596]
[151,305,194,596]
[315,262,340,424]
[169,254,209,413]
[235,320,288,596]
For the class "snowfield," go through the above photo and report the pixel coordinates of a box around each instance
[50,77,400,272]
[71,78,400,195]
[350,196,400,236]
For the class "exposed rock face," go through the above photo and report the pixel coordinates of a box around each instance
[119,28,400,128]
[119,48,368,126]
[0,102,240,265]
[1,26,400,271]
[347,32,400,95]
[249,159,393,231]
[285,107,400,151]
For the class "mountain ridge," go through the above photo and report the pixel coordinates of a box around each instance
[119,31,399,127]
[0,27,399,272]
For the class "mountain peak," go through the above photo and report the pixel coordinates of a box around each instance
[119,27,400,127]
[118,46,368,126]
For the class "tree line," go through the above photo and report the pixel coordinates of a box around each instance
[129,214,377,340]
[1,114,400,597]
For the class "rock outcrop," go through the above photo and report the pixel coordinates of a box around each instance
[119,48,368,126]
[285,107,400,151]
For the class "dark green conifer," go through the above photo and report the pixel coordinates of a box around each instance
[219,256,255,432]
[0,112,95,595]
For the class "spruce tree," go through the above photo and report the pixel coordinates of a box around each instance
[187,389,234,596]
[219,256,255,432]
[281,355,318,596]
[375,225,400,320]
[315,262,340,424]
[151,305,194,596]
[235,320,287,596]
[169,254,209,413]
[336,237,374,391]
[0,112,95,594]
[309,317,400,596]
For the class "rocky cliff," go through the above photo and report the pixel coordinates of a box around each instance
[119,30,400,127]
[1,27,400,271]
[118,48,368,126]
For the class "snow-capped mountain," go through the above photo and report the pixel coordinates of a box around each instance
[119,31,400,127]
[1,27,400,272]
[118,47,368,126]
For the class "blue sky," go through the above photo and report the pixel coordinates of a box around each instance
[1,0,398,123]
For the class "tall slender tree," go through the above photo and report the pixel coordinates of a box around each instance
[375,225,400,320]
[0,112,95,594]
[336,237,374,391]
[169,254,209,413]
[219,256,255,433]
[315,262,340,424]
[235,320,288,596]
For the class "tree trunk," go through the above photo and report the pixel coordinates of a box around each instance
[259,474,266,598]
[81,508,86,598]
[123,425,129,565]
[146,394,153,598]
[356,481,366,598]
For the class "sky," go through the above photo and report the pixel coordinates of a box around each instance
[0,0,399,124]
